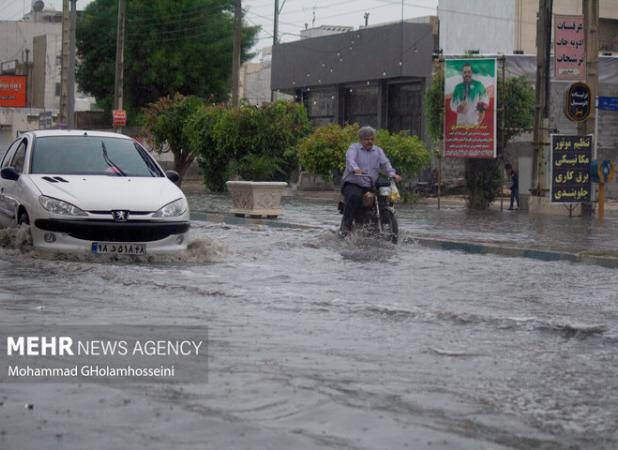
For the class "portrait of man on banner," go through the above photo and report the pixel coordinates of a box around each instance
[444,59,497,159]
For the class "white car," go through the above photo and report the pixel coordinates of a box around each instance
[0,130,190,255]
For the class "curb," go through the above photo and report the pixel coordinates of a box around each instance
[190,211,322,230]
[191,211,618,268]
[406,237,618,269]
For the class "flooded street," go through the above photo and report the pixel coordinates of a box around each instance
[0,215,617,449]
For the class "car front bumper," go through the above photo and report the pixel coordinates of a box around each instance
[31,219,190,254]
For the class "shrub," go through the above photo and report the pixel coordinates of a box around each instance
[231,154,286,181]
[374,129,432,179]
[296,123,359,181]
[186,101,311,191]
[296,123,431,182]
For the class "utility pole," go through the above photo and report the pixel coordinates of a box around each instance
[531,0,552,196]
[271,0,279,103]
[231,0,241,109]
[579,0,599,137]
[273,0,279,46]
[59,0,70,126]
[114,0,127,132]
[580,0,599,216]
[67,0,77,129]
[270,0,286,102]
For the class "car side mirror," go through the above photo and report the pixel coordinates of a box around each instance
[165,170,181,183]
[1,167,19,181]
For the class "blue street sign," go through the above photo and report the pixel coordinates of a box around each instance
[598,96,618,111]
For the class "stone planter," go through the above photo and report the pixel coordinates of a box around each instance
[226,181,288,218]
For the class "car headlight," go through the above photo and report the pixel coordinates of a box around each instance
[39,195,87,216]
[153,198,188,217]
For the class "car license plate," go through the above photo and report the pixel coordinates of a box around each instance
[91,242,146,255]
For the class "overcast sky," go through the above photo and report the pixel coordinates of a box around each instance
[1,0,438,52]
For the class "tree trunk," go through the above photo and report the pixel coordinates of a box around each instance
[173,152,195,187]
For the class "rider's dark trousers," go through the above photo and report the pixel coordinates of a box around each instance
[342,182,369,230]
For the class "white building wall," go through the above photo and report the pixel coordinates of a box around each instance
[439,0,516,54]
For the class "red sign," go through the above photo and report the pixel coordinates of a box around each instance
[0,75,27,107]
[112,109,127,128]
[555,15,586,81]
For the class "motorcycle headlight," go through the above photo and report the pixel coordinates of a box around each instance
[153,198,188,217]
[39,195,87,216]
[379,187,392,197]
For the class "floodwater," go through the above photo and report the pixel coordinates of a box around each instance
[0,208,617,449]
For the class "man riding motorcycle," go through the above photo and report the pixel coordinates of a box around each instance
[340,126,402,235]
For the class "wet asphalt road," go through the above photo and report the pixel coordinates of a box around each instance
[0,212,617,449]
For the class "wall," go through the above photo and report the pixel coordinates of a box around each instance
[517,0,618,54]
[439,0,516,54]
[272,22,433,91]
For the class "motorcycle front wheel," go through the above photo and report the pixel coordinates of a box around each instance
[381,209,398,244]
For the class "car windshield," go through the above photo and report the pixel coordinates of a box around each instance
[30,136,163,177]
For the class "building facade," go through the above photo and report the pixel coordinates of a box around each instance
[439,0,618,54]
[0,5,93,149]
[271,21,435,140]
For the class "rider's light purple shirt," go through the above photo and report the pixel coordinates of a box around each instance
[341,143,396,188]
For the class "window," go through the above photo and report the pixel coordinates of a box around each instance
[344,85,378,128]
[1,139,23,169]
[304,88,337,126]
[11,141,27,173]
[31,136,163,177]
[388,82,423,136]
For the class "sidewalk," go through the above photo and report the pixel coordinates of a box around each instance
[185,186,618,268]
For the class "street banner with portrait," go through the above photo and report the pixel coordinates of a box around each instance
[444,58,497,158]
[550,134,592,203]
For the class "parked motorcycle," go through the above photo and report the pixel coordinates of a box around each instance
[338,176,399,244]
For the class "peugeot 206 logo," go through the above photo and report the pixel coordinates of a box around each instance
[112,210,129,222]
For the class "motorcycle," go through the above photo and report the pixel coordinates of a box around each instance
[338,175,399,244]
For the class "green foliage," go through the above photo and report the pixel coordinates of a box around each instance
[142,93,203,179]
[185,105,232,192]
[296,123,360,181]
[500,76,535,146]
[464,159,502,209]
[185,102,311,191]
[424,70,444,143]
[296,123,431,181]
[76,0,259,117]
[374,130,432,179]
[232,154,286,182]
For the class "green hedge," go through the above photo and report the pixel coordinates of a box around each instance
[296,123,431,182]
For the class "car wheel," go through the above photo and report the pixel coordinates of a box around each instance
[17,209,30,226]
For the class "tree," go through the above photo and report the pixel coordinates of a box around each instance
[185,102,311,191]
[76,0,259,116]
[424,70,534,209]
[142,93,203,183]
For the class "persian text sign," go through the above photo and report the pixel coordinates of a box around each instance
[0,75,26,108]
[555,15,586,81]
[550,134,592,203]
[444,58,496,158]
